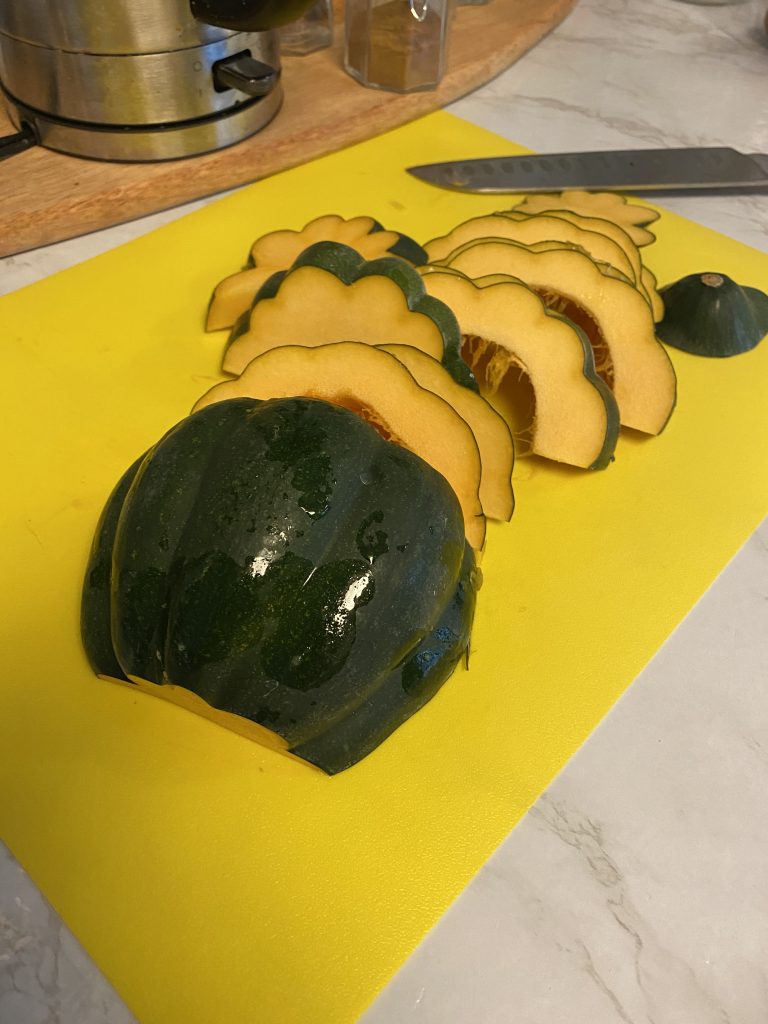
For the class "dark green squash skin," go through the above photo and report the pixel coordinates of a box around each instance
[82,397,478,774]
[657,272,768,358]
[229,241,479,392]
[81,453,146,683]
[293,545,477,774]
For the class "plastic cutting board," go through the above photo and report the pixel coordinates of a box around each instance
[1,112,767,1024]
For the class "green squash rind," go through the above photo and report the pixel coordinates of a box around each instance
[82,396,477,773]
[81,453,146,683]
[657,272,768,357]
[229,241,479,392]
[293,544,477,774]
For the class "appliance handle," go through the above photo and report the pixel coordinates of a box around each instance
[0,123,37,161]
[212,54,280,97]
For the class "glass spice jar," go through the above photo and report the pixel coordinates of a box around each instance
[344,0,455,92]
[280,0,334,55]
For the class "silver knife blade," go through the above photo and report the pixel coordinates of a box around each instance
[406,148,768,193]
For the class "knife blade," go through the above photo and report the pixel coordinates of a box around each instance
[406,147,768,194]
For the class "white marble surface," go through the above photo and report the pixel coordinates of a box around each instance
[1,1,767,1022]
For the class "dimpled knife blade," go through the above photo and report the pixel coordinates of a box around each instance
[406,148,768,193]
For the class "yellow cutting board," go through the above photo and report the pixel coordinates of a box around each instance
[1,112,766,1024]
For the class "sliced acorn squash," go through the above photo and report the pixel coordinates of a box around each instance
[502,209,660,317]
[223,242,476,390]
[439,238,676,435]
[511,191,659,247]
[421,269,620,469]
[377,343,515,520]
[81,396,478,775]
[657,271,768,357]
[207,214,427,331]
[195,341,486,549]
[424,213,637,285]
[641,266,665,323]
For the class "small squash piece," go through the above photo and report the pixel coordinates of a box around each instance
[195,341,486,549]
[82,396,478,775]
[421,269,620,469]
[223,242,475,390]
[656,272,768,357]
[511,191,660,247]
[425,213,637,284]
[377,343,515,520]
[439,238,676,435]
[207,214,427,331]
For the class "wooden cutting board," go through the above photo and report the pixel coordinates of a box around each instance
[0,0,576,258]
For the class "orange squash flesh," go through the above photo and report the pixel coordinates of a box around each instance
[222,268,447,376]
[441,239,676,435]
[425,213,637,285]
[207,215,416,332]
[421,270,620,469]
[377,343,515,521]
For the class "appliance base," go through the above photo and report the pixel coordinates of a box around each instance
[2,85,283,162]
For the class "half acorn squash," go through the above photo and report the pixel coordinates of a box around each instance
[81,396,478,775]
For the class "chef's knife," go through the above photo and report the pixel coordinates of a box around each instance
[406,147,768,193]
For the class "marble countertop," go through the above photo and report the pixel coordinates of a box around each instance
[2,1,767,1021]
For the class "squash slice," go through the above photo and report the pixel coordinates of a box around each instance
[421,270,620,469]
[377,343,515,520]
[223,242,475,389]
[195,342,486,549]
[425,213,637,284]
[207,214,426,331]
[641,266,665,322]
[440,238,676,435]
[502,209,661,318]
[511,191,659,247]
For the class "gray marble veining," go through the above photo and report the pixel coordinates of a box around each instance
[1,1,767,1021]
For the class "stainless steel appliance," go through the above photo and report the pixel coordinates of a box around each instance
[0,0,314,161]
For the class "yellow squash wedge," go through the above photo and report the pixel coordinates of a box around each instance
[377,343,515,520]
[421,269,620,469]
[224,265,443,375]
[510,190,660,247]
[439,238,676,435]
[502,209,662,319]
[207,214,427,331]
[424,213,637,285]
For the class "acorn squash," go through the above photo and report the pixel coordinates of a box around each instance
[81,396,478,775]
[657,272,768,357]
[424,213,637,285]
[223,242,476,390]
[421,269,620,469]
[207,215,427,331]
[376,343,515,521]
[502,209,662,322]
[194,342,486,549]
[439,238,676,435]
[511,191,659,247]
